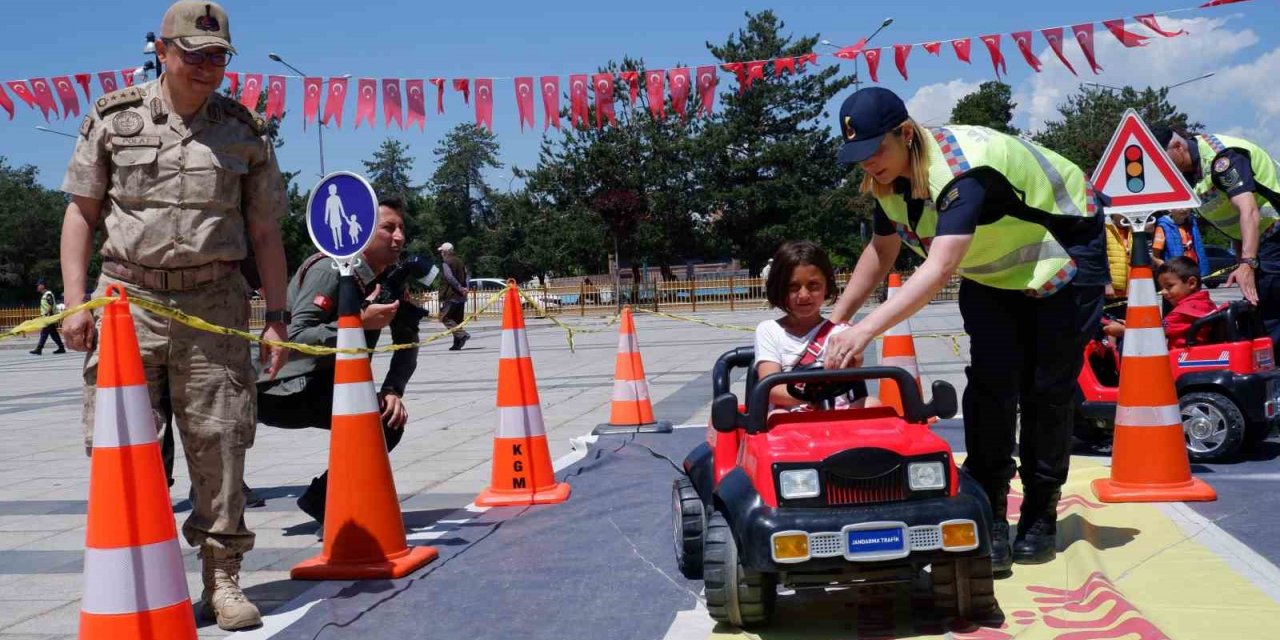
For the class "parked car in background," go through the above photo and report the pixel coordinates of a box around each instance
[1202,246,1237,289]
[469,278,562,313]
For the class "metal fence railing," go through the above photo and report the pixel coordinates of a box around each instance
[0,274,963,332]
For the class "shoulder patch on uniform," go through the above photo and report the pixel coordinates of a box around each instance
[940,186,961,211]
[111,111,145,137]
[1213,155,1231,174]
[1219,167,1242,189]
[313,294,334,313]
[79,115,93,138]
[94,86,143,118]
[217,95,265,135]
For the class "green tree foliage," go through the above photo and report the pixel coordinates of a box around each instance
[0,158,68,304]
[1032,85,1198,175]
[950,81,1020,134]
[430,124,502,249]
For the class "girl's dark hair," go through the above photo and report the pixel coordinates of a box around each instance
[766,240,837,310]
[1156,256,1202,286]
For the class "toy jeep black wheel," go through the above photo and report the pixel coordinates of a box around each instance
[932,556,997,620]
[672,477,705,579]
[1181,391,1246,463]
[704,511,775,628]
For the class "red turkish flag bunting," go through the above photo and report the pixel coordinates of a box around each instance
[514,76,535,131]
[302,77,322,129]
[1200,0,1250,6]
[323,76,348,127]
[406,79,426,131]
[894,44,912,80]
[97,71,119,95]
[774,57,796,77]
[747,61,766,89]
[979,34,1007,78]
[265,75,286,120]
[644,69,665,119]
[923,42,941,56]
[224,71,238,95]
[1103,19,1150,48]
[569,74,590,128]
[121,69,136,88]
[796,53,818,71]
[620,71,640,105]
[593,73,615,128]
[863,48,882,82]
[73,73,91,103]
[721,62,746,95]
[1135,14,1186,37]
[541,75,561,130]
[696,66,717,116]
[29,79,56,121]
[0,85,13,120]
[951,38,972,64]
[1040,28,1078,75]
[475,78,494,131]
[355,78,377,129]
[240,73,263,110]
[429,78,445,114]
[452,79,470,105]
[1012,31,1043,72]
[382,78,403,129]
[52,76,79,118]
[1072,23,1104,74]
[669,68,691,120]
[833,38,867,60]
[5,81,36,109]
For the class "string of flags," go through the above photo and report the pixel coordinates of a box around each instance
[0,0,1250,133]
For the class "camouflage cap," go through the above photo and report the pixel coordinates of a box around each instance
[161,1,236,54]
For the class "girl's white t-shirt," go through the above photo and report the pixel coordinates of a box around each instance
[754,317,828,371]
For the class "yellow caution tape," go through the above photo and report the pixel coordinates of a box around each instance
[0,297,114,342]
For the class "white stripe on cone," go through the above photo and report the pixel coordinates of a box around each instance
[880,355,920,379]
[617,333,640,354]
[81,540,188,614]
[1115,404,1182,428]
[336,326,367,361]
[500,328,530,359]
[612,379,650,402]
[92,385,157,448]
[496,406,548,438]
[332,381,380,416]
[1128,279,1160,307]
[1122,327,1169,358]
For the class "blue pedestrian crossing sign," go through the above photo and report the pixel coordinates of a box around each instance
[306,172,378,262]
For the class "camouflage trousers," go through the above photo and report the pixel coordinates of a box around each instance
[82,272,256,554]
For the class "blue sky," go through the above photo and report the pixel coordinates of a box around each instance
[2,0,1277,193]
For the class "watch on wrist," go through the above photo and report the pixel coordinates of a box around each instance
[1240,257,1260,269]
[264,310,291,324]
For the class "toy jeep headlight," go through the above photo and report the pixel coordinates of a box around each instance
[778,469,821,499]
[907,461,946,491]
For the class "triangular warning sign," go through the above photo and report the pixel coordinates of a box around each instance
[1091,109,1201,216]
[1090,106,1198,212]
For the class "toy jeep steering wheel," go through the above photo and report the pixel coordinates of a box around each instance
[786,363,857,404]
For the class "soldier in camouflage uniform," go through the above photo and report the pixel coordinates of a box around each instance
[58,1,289,630]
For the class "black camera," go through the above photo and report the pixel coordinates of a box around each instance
[376,256,434,325]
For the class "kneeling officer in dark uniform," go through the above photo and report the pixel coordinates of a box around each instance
[257,197,421,525]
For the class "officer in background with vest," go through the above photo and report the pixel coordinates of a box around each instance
[824,88,1106,574]
[29,281,66,355]
[57,1,289,630]
[1154,127,1280,357]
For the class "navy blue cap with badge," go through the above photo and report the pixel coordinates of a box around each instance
[837,87,910,164]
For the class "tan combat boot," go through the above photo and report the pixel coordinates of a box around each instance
[200,548,262,630]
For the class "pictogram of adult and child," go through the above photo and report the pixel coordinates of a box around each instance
[323,184,364,249]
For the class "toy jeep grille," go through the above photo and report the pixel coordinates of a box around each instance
[822,470,906,506]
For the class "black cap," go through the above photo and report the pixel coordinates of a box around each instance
[837,87,909,164]
[1151,125,1175,148]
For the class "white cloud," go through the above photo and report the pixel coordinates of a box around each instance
[905,79,983,127]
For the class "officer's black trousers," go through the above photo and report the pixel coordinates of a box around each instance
[958,280,1104,508]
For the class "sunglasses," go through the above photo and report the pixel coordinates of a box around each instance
[162,39,233,67]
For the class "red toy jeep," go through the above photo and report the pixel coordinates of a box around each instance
[674,347,997,628]
[1076,300,1280,461]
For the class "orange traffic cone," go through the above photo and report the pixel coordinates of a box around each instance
[1092,259,1216,503]
[476,282,571,507]
[594,306,672,435]
[878,274,923,416]
[80,285,196,639]
[292,275,438,579]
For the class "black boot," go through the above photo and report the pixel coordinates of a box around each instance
[448,334,463,351]
[296,474,328,524]
[1012,489,1060,565]
[985,484,1013,575]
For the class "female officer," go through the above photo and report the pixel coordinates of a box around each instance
[823,88,1106,572]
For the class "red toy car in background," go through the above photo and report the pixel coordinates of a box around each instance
[674,348,997,628]
[1075,300,1280,461]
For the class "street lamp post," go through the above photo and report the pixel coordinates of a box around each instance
[268,52,326,175]
[820,17,894,91]
[144,32,162,77]
[34,126,77,139]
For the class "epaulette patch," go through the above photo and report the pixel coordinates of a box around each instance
[79,115,93,138]
[218,95,265,135]
[94,86,143,118]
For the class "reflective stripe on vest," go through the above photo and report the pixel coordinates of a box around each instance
[1195,133,1280,240]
